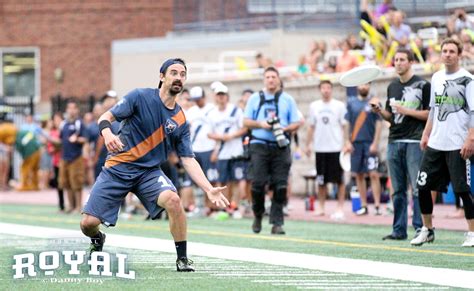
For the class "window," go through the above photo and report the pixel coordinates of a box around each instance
[0,48,39,100]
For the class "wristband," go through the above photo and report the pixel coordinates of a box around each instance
[99,120,112,136]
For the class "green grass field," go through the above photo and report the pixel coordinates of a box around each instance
[0,204,472,290]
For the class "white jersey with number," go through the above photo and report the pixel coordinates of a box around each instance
[428,68,474,151]
[186,103,216,152]
[308,99,347,152]
[208,104,244,160]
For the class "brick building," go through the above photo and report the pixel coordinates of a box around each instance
[0,0,173,104]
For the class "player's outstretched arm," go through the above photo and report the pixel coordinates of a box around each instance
[181,157,229,208]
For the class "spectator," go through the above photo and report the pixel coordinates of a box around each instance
[59,99,88,213]
[296,54,311,75]
[344,83,383,216]
[48,112,64,212]
[337,40,360,97]
[208,84,248,218]
[255,52,273,69]
[305,80,348,219]
[389,10,412,48]
[0,119,41,191]
[447,9,473,36]
[460,30,474,63]
[186,86,219,214]
[371,48,430,240]
[336,40,360,73]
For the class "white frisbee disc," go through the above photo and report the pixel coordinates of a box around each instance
[339,65,382,87]
[339,152,351,172]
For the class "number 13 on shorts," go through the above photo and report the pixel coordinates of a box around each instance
[417,171,427,186]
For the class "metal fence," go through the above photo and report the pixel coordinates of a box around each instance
[174,0,461,32]
[50,94,97,116]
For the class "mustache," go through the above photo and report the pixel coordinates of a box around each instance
[172,81,183,86]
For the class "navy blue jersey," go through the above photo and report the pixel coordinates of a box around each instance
[345,97,381,143]
[60,119,88,162]
[107,88,193,175]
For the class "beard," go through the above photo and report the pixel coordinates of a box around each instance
[358,88,369,97]
[169,81,183,95]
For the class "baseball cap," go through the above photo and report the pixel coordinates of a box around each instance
[213,84,228,94]
[210,81,224,91]
[189,86,204,100]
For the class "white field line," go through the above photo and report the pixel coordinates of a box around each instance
[0,222,473,289]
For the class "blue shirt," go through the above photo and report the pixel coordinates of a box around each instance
[87,123,100,145]
[60,119,88,162]
[345,97,381,143]
[108,88,193,175]
[244,90,300,144]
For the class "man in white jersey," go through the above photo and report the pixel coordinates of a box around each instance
[208,84,248,217]
[186,86,218,183]
[412,38,474,247]
[305,80,348,219]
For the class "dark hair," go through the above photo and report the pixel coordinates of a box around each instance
[395,48,415,62]
[66,98,78,106]
[318,79,333,88]
[159,58,187,88]
[441,37,463,55]
[263,66,279,76]
[242,89,254,95]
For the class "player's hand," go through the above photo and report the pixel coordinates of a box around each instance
[392,103,406,115]
[206,186,230,208]
[304,146,312,158]
[68,134,78,143]
[103,130,124,153]
[369,143,378,154]
[420,134,429,151]
[460,137,474,160]
[343,142,354,154]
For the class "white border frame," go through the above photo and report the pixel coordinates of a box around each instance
[0,46,40,103]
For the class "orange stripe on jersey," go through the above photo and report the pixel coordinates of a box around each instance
[104,109,186,168]
[172,109,186,126]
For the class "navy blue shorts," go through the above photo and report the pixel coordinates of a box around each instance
[182,151,218,185]
[351,142,379,173]
[217,159,246,183]
[82,167,176,227]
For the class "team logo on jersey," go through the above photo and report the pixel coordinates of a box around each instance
[393,81,424,124]
[435,76,471,121]
[164,119,178,134]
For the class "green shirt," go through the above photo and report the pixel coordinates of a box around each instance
[15,130,41,159]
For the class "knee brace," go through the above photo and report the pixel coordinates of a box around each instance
[273,184,287,204]
[458,192,474,220]
[418,188,433,215]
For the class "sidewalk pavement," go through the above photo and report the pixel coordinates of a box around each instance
[0,188,467,231]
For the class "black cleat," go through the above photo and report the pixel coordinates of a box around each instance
[89,232,106,257]
[176,257,195,272]
[252,216,262,233]
[271,225,285,235]
[382,234,407,240]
